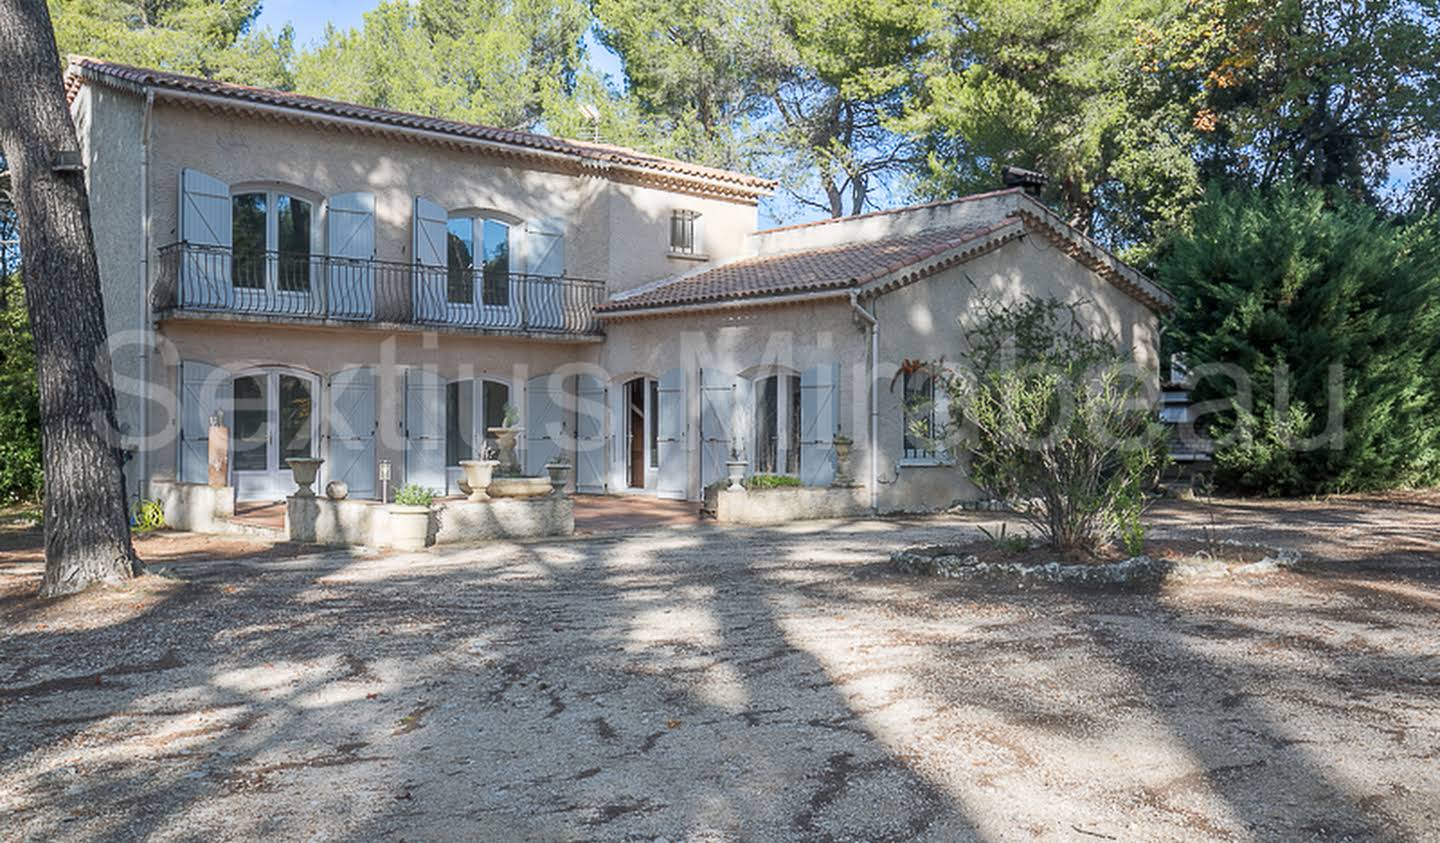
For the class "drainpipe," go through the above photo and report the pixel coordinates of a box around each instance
[849,291,878,511]
[137,89,154,500]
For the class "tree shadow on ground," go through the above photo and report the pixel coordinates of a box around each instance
[1,525,990,841]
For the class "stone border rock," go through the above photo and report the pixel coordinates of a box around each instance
[891,542,1302,585]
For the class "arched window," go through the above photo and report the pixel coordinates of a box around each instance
[231,186,319,295]
[445,378,512,466]
[229,366,321,501]
[446,215,512,307]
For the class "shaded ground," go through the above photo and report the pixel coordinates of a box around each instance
[1,495,1438,841]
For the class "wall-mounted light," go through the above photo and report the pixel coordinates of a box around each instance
[51,150,84,173]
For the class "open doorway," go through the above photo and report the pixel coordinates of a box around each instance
[622,376,659,490]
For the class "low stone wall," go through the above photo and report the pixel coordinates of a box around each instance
[714,486,870,525]
[434,497,573,544]
[151,480,234,533]
[287,496,382,546]
[288,494,573,548]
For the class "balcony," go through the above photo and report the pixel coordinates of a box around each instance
[155,243,606,337]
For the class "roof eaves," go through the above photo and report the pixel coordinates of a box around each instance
[598,222,1017,317]
[855,219,1027,299]
[65,57,777,201]
[596,288,855,320]
[1011,196,1175,311]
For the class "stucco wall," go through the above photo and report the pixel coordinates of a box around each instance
[871,234,1161,512]
[74,84,148,498]
[607,181,758,291]
[748,190,1018,255]
[143,102,757,287]
[599,231,1160,510]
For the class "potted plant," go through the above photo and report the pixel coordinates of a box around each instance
[388,483,435,550]
[725,447,748,492]
[286,457,325,497]
[458,445,500,502]
[486,402,524,474]
[544,461,572,495]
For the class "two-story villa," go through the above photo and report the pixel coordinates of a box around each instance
[66,57,1173,516]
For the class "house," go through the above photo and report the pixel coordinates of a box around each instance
[66,57,1173,518]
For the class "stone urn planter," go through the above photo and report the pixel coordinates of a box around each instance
[387,504,432,550]
[726,459,748,491]
[487,426,524,474]
[544,462,572,496]
[458,459,499,502]
[286,457,325,497]
[488,476,553,498]
[831,435,855,487]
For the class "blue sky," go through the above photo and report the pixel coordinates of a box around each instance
[254,0,367,46]
[253,0,628,84]
[254,1,1419,219]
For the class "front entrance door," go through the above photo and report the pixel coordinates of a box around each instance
[232,369,319,501]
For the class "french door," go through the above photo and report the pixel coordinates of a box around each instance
[231,368,321,501]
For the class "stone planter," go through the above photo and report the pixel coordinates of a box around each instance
[458,459,499,502]
[487,427,523,474]
[487,476,553,498]
[286,457,325,497]
[544,462,572,496]
[726,460,748,491]
[832,435,855,487]
[387,504,432,550]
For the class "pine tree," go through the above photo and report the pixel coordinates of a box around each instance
[1156,185,1440,495]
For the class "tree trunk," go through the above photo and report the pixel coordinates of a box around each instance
[0,0,140,596]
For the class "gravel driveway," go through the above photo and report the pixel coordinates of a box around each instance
[1,497,1438,842]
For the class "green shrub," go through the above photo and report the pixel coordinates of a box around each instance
[746,473,801,489]
[394,484,436,506]
[130,498,166,532]
[978,522,1031,553]
[940,295,1167,556]
[0,271,40,504]
[1156,184,1440,495]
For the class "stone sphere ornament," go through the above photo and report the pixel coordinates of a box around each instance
[325,480,349,501]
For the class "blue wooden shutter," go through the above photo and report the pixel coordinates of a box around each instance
[327,366,376,498]
[800,363,839,486]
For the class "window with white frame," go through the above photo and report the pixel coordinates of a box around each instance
[902,368,938,461]
[445,379,511,465]
[446,216,511,306]
[231,189,315,293]
[670,210,701,255]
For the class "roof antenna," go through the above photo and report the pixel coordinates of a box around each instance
[577,104,601,144]
[1001,165,1047,198]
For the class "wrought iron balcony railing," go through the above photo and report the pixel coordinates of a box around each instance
[155,243,606,337]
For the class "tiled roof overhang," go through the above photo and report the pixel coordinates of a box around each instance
[596,220,1024,318]
[64,57,776,204]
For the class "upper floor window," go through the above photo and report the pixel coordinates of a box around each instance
[670,210,701,255]
[446,216,511,306]
[232,190,314,293]
[902,368,937,462]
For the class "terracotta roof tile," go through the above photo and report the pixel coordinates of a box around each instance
[599,221,1017,313]
[65,57,775,196]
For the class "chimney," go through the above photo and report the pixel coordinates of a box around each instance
[1001,165,1047,198]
